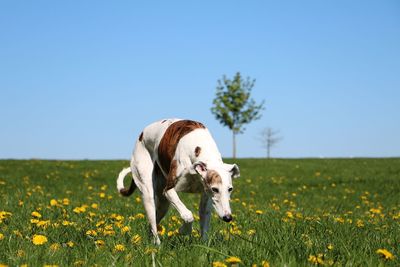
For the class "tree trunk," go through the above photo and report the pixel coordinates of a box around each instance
[232,131,236,159]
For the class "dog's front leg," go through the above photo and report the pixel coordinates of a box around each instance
[199,191,212,239]
[164,188,194,235]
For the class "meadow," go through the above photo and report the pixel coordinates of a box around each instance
[0,158,399,266]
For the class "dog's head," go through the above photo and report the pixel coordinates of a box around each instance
[193,161,240,222]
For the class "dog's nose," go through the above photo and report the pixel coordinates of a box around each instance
[222,215,232,222]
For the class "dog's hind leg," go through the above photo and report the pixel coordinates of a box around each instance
[153,164,170,225]
[131,142,160,245]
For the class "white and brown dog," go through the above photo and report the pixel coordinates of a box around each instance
[117,119,240,244]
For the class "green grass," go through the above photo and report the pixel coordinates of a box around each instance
[0,158,399,266]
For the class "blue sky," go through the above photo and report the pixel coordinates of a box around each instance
[1,1,399,159]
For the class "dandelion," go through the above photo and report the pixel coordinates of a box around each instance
[62,198,70,205]
[73,260,86,266]
[86,230,97,237]
[31,211,42,218]
[50,243,61,251]
[32,234,48,245]
[0,233,4,240]
[120,226,130,233]
[66,241,74,247]
[286,211,294,219]
[114,244,125,252]
[327,244,334,250]
[376,249,395,260]
[134,213,145,219]
[255,210,263,215]
[131,234,142,245]
[157,224,166,236]
[50,199,58,206]
[16,250,25,257]
[308,254,324,265]
[91,203,98,209]
[95,240,105,247]
[212,261,227,267]
[99,192,106,198]
[261,261,270,267]
[370,208,382,214]
[247,229,256,235]
[225,256,242,264]
[144,247,158,254]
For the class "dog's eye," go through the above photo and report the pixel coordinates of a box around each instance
[211,187,219,193]
[228,187,233,192]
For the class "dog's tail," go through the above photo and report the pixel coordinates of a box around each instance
[117,167,136,197]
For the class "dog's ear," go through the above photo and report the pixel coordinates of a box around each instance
[224,163,240,179]
[192,161,208,178]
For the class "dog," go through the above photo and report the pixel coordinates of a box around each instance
[117,118,240,244]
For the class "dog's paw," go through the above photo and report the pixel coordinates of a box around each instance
[181,210,194,224]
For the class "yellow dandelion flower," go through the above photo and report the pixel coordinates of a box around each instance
[286,211,294,219]
[370,208,382,214]
[255,210,263,215]
[73,260,86,266]
[225,256,242,264]
[121,226,130,233]
[135,197,141,203]
[327,244,334,250]
[99,192,106,198]
[66,241,74,247]
[0,233,4,240]
[114,244,126,252]
[262,260,270,267]
[167,229,179,237]
[144,248,158,254]
[308,254,324,265]
[36,220,51,228]
[131,234,142,244]
[50,243,61,251]
[50,199,58,206]
[62,198,70,205]
[134,213,145,219]
[86,230,97,237]
[32,234,48,245]
[31,211,42,218]
[157,225,166,236]
[16,249,25,257]
[376,249,395,260]
[95,240,105,247]
[247,229,256,235]
[91,203,98,209]
[212,261,227,267]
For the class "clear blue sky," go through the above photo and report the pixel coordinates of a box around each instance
[1,1,399,159]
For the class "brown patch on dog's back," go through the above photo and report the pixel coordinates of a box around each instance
[195,146,201,157]
[206,170,222,185]
[165,159,178,190]
[139,132,144,141]
[158,120,205,176]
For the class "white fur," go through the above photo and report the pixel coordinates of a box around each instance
[117,118,240,245]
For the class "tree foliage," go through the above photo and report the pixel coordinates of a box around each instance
[211,72,265,134]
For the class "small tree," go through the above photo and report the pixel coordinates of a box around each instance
[258,127,282,158]
[211,72,265,158]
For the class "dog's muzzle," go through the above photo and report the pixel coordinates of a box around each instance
[222,214,232,222]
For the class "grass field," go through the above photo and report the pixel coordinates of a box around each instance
[0,158,399,266]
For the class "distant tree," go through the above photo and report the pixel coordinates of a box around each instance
[258,127,282,158]
[211,72,265,158]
